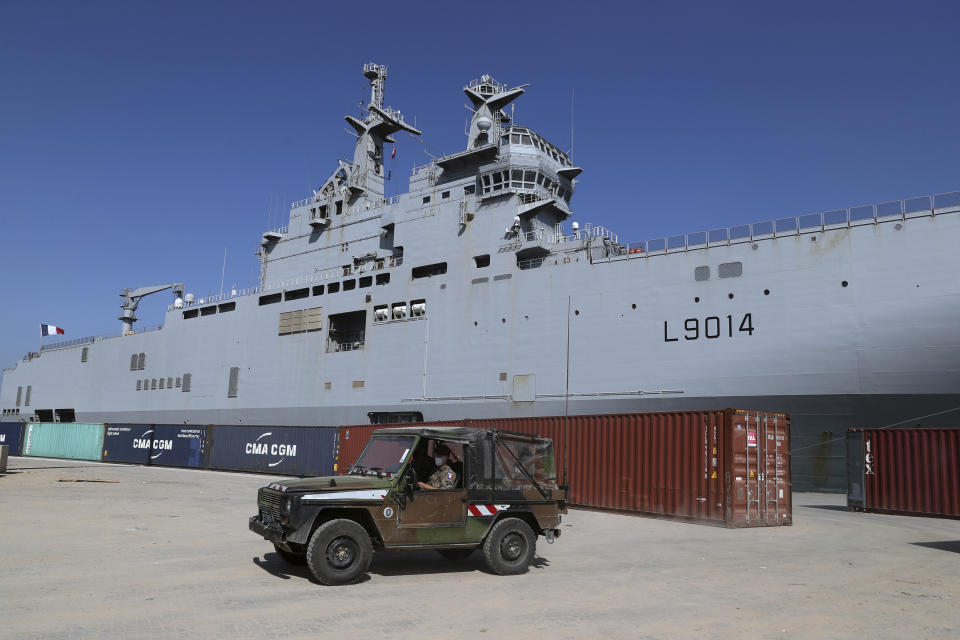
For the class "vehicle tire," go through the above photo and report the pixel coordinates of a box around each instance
[273,544,306,565]
[306,518,373,585]
[437,548,475,560]
[482,518,536,576]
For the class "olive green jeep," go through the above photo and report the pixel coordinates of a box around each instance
[249,426,567,585]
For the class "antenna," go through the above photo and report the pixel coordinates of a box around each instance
[219,248,227,298]
[570,88,575,160]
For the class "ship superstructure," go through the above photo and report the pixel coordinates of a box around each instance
[3,65,959,491]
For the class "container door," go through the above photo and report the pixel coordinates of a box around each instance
[726,412,791,527]
[762,415,791,524]
[846,431,865,510]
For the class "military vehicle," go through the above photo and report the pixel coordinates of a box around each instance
[249,426,566,584]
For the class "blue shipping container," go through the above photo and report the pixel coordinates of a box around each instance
[102,424,154,464]
[148,424,209,468]
[209,425,337,476]
[0,422,25,456]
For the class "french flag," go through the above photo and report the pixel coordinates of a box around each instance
[41,324,65,336]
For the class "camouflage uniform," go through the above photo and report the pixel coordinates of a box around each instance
[427,463,458,489]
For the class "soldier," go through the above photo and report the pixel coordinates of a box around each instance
[417,443,458,490]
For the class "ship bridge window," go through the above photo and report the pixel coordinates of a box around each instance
[474,254,490,268]
[284,287,309,301]
[511,133,521,144]
[259,293,281,306]
[343,279,356,291]
[375,272,390,285]
[327,282,340,294]
[411,262,447,279]
[521,135,532,145]
[359,276,372,288]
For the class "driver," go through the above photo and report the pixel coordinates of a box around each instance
[417,443,458,490]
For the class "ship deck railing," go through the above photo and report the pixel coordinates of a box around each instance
[33,324,164,356]
[620,190,960,257]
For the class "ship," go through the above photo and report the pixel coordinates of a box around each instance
[3,64,959,492]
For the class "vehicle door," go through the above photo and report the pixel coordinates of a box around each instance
[395,441,468,539]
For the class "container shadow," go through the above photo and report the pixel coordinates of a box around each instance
[910,540,960,554]
[799,504,850,512]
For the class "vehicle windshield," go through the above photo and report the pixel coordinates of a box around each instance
[349,435,416,476]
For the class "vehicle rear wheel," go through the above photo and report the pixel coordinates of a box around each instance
[437,548,475,560]
[273,544,307,565]
[482,518,536,575]
[306,518,373,585]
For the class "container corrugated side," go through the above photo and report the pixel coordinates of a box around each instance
[0,422,25,456]
[23,423,105,461]
[848,428,960,519]
[209,425,338,476]
[148,425,209,468]
[102,424,154,464]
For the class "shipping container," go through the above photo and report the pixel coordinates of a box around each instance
[102,424,155,464]
[0,422,25,456]
[337,410,791,528]
[208,425,338,476]
[148,424,209,468]
[22,423,105,461]
[847,428,960,519]
[336,421,460,475]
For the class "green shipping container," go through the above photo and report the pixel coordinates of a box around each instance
[23,423,105,461]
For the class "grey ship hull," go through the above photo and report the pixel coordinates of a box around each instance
[3,69,958,493]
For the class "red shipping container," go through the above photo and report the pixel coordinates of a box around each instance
[337,409,791,528]
[847,428,960,519]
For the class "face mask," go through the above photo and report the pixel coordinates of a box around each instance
[434,456,445,466]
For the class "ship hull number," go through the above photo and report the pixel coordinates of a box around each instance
[664,313,754,342]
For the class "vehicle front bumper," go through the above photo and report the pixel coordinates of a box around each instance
[249,515,285,544]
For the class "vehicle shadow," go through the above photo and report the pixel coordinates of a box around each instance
[911,540,960,554]
[369,550,551,577]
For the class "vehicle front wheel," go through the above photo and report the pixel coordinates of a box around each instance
[273,544,307,565]
[482,518,536,575]
[306,519,373,585]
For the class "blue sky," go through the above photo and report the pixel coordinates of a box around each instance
[1,0,959,380]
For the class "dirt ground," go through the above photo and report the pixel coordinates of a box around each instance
[0,457,957,640]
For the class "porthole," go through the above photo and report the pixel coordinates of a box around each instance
[694,297,700,303]
[473,321,478,326]
[763,289,770,296]
[574,310,580,316]
[895,223,903,231]
[501,318,506,324]
[728,293,734,299]
[631,303,637,309]
[842,281,849,288]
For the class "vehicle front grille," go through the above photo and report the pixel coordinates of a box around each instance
[258,488,282,519]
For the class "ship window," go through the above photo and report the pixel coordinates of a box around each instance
[136,380,142,391]
[81,347,88,363]
[218,302,235,313]
[464,184,475,195]
[142,378,148,389]
[318,204,327,218]
[183,308,198,319]
[695,266,710,281]
[422,196,431,205]
[151,379,158,390]
[336,200,343,215]
[130,354,138,371]
[412,262,447,279]
[167,377,173,388]
[375,273,390,285]
[511,134,521,144]
[328,282,340,294]
[441,191,450,199]
[259,293,281,306]
[182,373,192,392]
[359,276,372,288]
[521,135,532,145]
[482,175,490,187]
[200,305,216,316]
[228,367,239,398]
[343,279,356,291]
[474,254,490,268]
[500,135,508,146]
[159,378,165,389]
[24,386,31,406]
[492,172,503,185]
[16,386,22,407]
[718,262,743,279]
[326,310,367,353]
[313,284,325,296]
[138,353,146,370]
[285,287,309,301]
[368,411,424,425]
